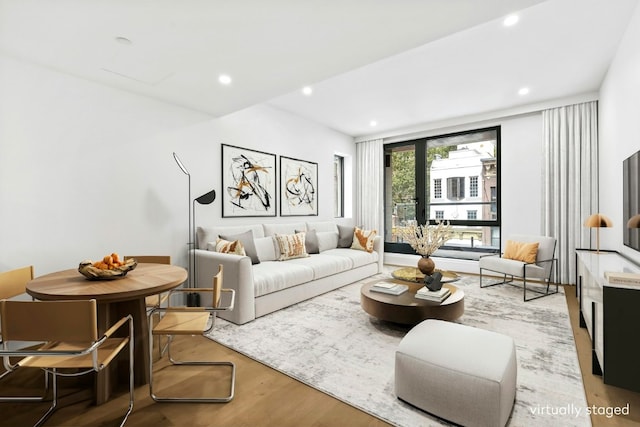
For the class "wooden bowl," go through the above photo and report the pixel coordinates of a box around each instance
[78,258,137,280]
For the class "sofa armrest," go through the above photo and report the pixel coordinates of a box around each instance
[193,249,256,324]
[373,235,384,273]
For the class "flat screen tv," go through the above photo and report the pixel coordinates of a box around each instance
[623,149,640,252]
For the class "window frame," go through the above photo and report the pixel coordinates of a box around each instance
[384,126,501,255]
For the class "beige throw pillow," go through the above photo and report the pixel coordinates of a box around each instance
[350,227,377,253]
[214,237,246,256]
[275,232,309,261]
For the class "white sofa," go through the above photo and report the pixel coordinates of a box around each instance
[193,221,383,324]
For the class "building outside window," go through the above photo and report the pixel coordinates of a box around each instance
[435,210,444,220]
[434,178,442,199]
[467,210,477,220]
[470,176,478,197]
[447,177,465,201]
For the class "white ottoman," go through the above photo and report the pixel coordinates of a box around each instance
[395,320,517,427]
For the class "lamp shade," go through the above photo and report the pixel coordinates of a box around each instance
[195,189,216,205]
[173,152,190,176]
[628,214,640,228]
[584,213,613,228]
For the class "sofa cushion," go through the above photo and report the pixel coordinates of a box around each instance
[274,233,309,261]
[263,223,307,237]
[286,253,353,280]
[252,262,314,297]
[296,229,319,254]
[350,227,377,253]
[220,230,260,265]
[316,231,339,252]
[337,225,355,248]
[197,224,264,249]
[255,236,278,262]
[323,248,379,269]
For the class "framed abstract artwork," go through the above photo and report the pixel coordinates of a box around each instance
[280,155,318,216]
[221,144,277,217]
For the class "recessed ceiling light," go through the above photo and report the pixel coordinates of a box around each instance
[302,86,313,96]
[115,36,133,45]
[218,74,232,85]
[518,87,530,96]
[503,14,519,27]
[369,120,378,127]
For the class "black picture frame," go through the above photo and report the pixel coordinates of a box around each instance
[221,144,277,217]
[280,155,318,216]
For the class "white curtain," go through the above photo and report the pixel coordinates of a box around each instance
[355,138,384,236]
[542,101,598,284]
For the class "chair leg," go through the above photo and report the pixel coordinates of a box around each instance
[33,370,58,427]
[479,269,514,288]
[0,366,49,403]
[149,334,236,403]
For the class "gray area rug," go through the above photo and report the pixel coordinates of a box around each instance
[208,272,590,426]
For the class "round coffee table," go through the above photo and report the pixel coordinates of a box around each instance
[360,280,464,325]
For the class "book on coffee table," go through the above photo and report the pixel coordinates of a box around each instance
[415,286,451,302]
[371,282,408,295]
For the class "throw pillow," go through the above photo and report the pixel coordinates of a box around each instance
[295,228,319,254]
[254,236,279,262]
[274,232,309,261]
[212,238,246,256]
[503,240,539,263]
[350,227,377,253]
[337,225,355,248]
[220,230,260,265]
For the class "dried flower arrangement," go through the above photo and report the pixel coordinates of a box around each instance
[402,220,453,257]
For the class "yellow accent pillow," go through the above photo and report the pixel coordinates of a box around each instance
[275,232,309,261]
[503,240,539,263]
[214,238,246,256]
[350,227,377,253]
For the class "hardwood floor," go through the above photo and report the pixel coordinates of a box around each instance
[1,284,639,426]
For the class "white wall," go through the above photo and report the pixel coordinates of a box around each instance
[0,55,354,276]
[599,1,640,264]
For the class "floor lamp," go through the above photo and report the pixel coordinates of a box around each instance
[173,152,216,306]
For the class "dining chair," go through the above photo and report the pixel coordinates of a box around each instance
[124,255,172,308]
[0,265,33,300]
[148,264,236,402]
[0,299,134,427]
[125,255,171,358]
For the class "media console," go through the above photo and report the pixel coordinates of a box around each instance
[575,249,640,392]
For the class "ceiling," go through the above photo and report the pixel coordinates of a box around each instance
[0,0,637,138]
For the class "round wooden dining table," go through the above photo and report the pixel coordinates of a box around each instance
[26,263,187,404]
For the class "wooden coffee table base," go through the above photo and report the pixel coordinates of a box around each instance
[360,281,464,325]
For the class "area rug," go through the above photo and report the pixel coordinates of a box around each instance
[208,272,590,426]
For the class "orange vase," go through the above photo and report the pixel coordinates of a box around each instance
[417,256,435,275]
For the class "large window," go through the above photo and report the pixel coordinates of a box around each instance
[384,126,500,254]
[333,155,344,218]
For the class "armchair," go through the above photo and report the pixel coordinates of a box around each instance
[479,234,559,301]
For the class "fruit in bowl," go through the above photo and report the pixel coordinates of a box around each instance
[78,253,137,280]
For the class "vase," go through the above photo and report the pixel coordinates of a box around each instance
[417,256,435,276]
